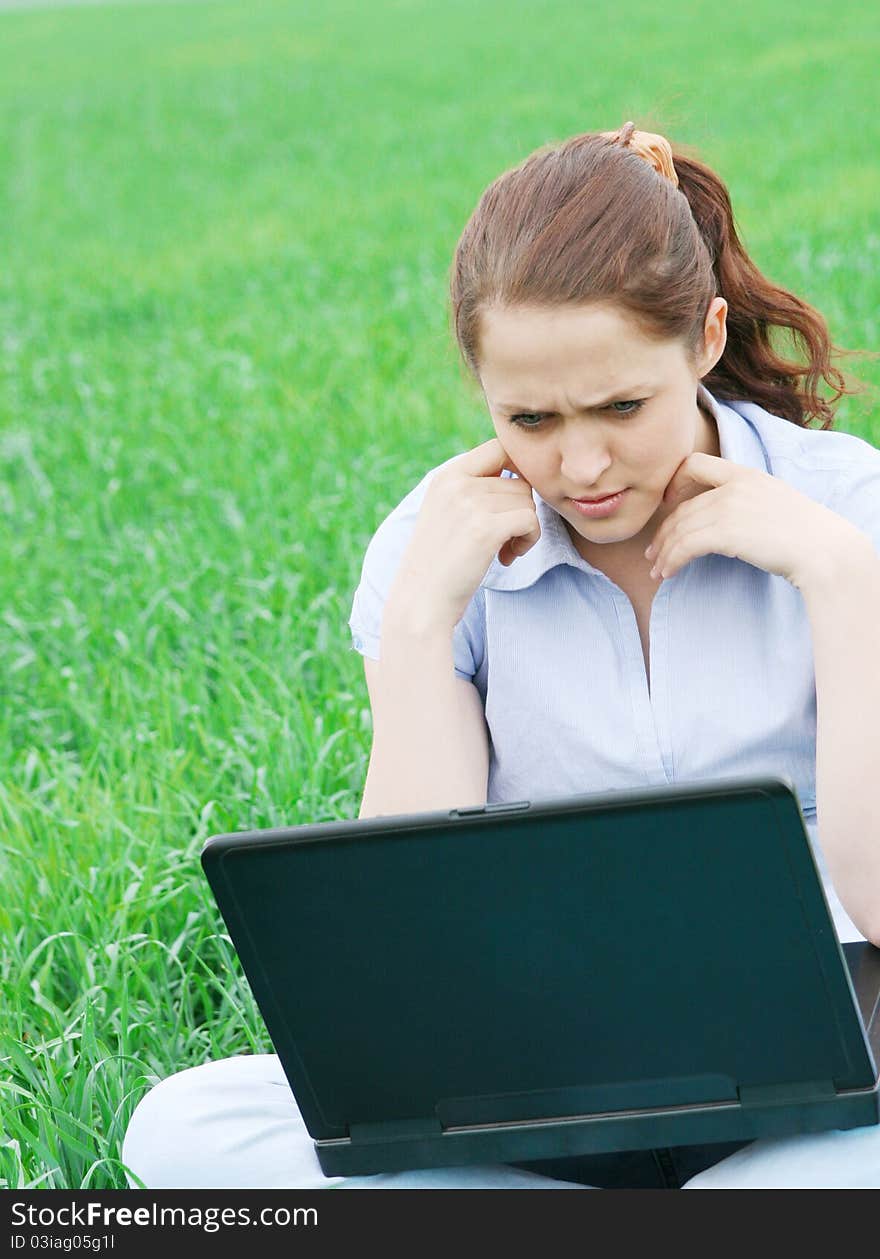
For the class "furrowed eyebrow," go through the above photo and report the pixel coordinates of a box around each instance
[496,388,652,414]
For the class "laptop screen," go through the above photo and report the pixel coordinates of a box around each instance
[204,779,876,1140]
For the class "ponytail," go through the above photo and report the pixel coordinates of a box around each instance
[672,151,865,428]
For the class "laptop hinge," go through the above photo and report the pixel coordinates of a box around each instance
[349,1117,443,1144]
[737,1080,837,1107]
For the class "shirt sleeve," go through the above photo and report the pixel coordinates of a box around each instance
[825,435,880,555]
[348,466,485,682]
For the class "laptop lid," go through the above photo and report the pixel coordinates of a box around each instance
[201,776,879,1174]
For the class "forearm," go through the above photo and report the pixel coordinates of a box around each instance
[358,600,489,819]
[799,536,880,945]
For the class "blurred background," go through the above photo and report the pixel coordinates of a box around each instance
[1,0,878,1188]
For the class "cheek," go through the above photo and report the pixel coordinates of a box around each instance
[501,433,543,477]
[632,422,689,478]
[494,423,528,460]
[622,435,665,479]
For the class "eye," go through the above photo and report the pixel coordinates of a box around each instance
[508,413,548,430]
[607,399,646,415]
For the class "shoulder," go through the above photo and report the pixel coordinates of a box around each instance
[727,399,880,480]
[360,452,462,567]
[725,398,880,544]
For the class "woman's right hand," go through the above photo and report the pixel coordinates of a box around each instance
[386,437,542,632]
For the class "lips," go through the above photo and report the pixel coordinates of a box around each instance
[573,491,625,503]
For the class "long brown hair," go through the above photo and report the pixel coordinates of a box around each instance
[450,128,868,429]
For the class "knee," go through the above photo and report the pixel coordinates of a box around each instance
[121,1054,329,1190]
[122,1060,223,1189]
[682,1126,880,1189]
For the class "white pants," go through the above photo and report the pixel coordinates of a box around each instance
[121,1053,880,1189]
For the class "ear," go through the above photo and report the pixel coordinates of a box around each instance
[697,297,728,376]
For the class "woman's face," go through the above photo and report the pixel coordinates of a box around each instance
[477,300,727,566]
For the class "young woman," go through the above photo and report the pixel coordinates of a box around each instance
[122,123,880,1188]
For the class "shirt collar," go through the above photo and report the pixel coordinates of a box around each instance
[481,385,771,592]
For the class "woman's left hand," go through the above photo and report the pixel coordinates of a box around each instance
[643,452,867,591]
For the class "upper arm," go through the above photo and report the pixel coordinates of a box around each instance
[348,469,485,684]
[362,656,490,797]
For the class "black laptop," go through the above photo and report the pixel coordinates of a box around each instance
[201,775,880,1177]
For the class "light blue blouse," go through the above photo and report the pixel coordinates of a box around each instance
[349,387,880,942]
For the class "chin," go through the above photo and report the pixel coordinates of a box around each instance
[585,527,638,545]
[568,518,638,545]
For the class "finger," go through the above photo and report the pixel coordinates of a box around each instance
[498,509,542,564]
[663,452,737,503]
[507,507,542,547]
[451,438,535,491]
[451,438,518,479]
[646,493,721,557]
[500,457,528,480]
[482,477,538,499]
[499,457,533,489]
[499,534,537,565]
[662,466,704,506]
[650,521,722,579]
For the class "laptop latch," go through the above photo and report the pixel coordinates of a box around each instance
[737,1080,837,1107]
[349,1117,443,1144]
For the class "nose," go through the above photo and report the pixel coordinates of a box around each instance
[558,426,613,489]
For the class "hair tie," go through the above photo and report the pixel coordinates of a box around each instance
[602,121,679,188]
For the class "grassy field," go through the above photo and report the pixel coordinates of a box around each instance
[1,0,878,1189]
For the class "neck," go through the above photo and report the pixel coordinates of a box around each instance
[696,386,721,458]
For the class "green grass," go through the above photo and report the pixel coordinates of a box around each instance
[1,0,878,1189]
